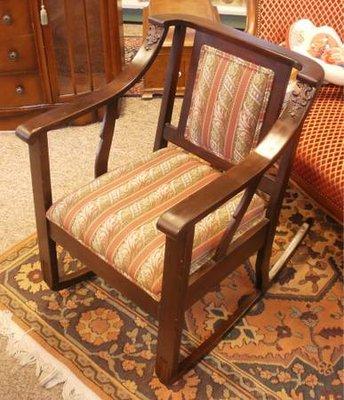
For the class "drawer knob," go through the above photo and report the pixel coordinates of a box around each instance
[178,71,182,78]
[8,50,19,61]
[16,85,25,95]
[2,14,12,25]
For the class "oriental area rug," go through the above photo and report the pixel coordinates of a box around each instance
[0,184,342,400]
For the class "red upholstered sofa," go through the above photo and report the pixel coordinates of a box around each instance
[246,0,343,223]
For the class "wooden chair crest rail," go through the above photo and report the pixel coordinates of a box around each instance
[142,0,220,98]
[246,0,343,223]
[16,15,323,384]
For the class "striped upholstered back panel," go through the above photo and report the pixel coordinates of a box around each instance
[254,0,343,44]
[184,45,274,164]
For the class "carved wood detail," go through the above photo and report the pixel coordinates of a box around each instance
[289,81,316,119]
[145,23,165,51]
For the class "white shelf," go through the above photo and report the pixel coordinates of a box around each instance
[216,4,246,16]
[122,0,246,16]
[122,0,148,9]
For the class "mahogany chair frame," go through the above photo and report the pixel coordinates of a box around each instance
[16,15,323,384]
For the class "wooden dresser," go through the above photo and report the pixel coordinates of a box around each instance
[0,0,123,130]
[142,0,220,98]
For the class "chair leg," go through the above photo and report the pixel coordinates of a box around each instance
[29,135,95,292]
[156,288,262,385]
[155,219,312,385]
[155,232,194,384]
[156,230,264,385]
[255,242,272,293]
[37,234,60,291]
[38,232,95,291]
[256,138,301,292]
[156,305,185,384]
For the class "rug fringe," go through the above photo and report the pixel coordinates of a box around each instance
[0,310,101,400]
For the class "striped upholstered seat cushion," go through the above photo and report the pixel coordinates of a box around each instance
[47,146,266,300]
[185,45,274,164]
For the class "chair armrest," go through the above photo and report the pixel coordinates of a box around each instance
[157,151,267,238]
[16,21,169,144]
[157,79,322,239]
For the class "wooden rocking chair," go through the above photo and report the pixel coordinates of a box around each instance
[16,15,323,384]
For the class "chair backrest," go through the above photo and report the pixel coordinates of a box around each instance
[249,0,343,44]
[175,27,295,168]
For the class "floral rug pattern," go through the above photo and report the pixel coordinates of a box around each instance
[0,184,343,400]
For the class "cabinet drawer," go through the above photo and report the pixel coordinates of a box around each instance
[0,33,37,73]
[0,0,32,37]
[0,73,44,107]
[144,51,186,90]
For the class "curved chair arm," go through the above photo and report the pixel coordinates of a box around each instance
[16,21,169,144]
[158,79,322,239]
[151,14,323,87]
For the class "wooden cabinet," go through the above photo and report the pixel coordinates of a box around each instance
[0,74,44,108]
[142,0,219,98]
[0,0,123,130]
